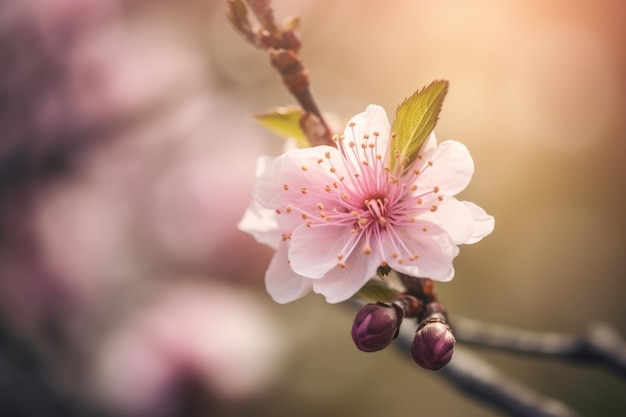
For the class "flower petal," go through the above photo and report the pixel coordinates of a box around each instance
[380,223,458,282]
[312,239,380,303]
[461,201,495,244]
[289,223,360,278]
[237,200,281,249]
[255,155,274,177]
[253,155,284,209]
[265,244,313,303]
[344,105,391,145]
[414,140,474,196]
[341,105,392,167]
[417,196,474,245]
[278,146,349,209]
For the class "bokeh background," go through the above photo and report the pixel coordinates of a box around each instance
[1,0,625,416]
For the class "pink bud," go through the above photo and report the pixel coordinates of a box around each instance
[410,320,455,370]
[351,302,403,352]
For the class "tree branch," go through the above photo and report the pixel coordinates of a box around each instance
[226,0,334,146]
[451,316,626,380]
[395,325,583,417]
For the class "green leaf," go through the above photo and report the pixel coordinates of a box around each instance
[354,279,399,304]
[390,80,449,171]
[255,106,311,148]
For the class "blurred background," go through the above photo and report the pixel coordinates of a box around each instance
[1,0,625,416]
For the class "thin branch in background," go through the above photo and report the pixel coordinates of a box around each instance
[395,326,583,417]
[226,0,334,146]
[451,316,626,381]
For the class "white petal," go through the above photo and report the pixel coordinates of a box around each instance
[289,223,359,278]
[255,155,274,177]
[461,201,495,244]
[312,239,380,303]
[418,196,474,244]
[265,244,313,303]
[237,201,281,249]
[416,140,474,196]
[276,146,348,205]
[341,105,392,165]
[380,223,459,282]
[253,155,284,209]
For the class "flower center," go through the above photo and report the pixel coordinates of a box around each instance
[365,198,389,228]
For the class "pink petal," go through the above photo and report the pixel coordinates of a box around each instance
[253,155,284,209]
[289,223,360,278]
[312,239,380,303]
[380,223,458,282]
[276,146,348,209]
[237,201,281,249]
[255,155,274,177]
[417,196,474,245]
[341,105,392,168]
[265,244,313,303]
[461,201,495,244]
[415,140,474,196]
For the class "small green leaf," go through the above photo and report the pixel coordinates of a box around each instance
[390,80,449,171]
[354,279,399,304]
[255,106,311,147]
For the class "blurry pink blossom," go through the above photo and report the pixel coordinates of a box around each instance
[239,105,494,304]
[90,282,285,417]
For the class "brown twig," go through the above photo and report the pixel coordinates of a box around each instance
[226,0,333,146]
[451,316,626,380]
[401,338,584,417]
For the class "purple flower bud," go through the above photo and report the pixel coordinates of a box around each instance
[410,320,455,370]
[351,302,403,352]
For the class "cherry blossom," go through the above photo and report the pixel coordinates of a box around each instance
[239,105,494,304]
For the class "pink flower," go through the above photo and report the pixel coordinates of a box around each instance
[239,105,494,304]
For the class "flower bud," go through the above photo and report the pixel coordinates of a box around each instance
[410,319,455,370]
[351,302,403,352]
